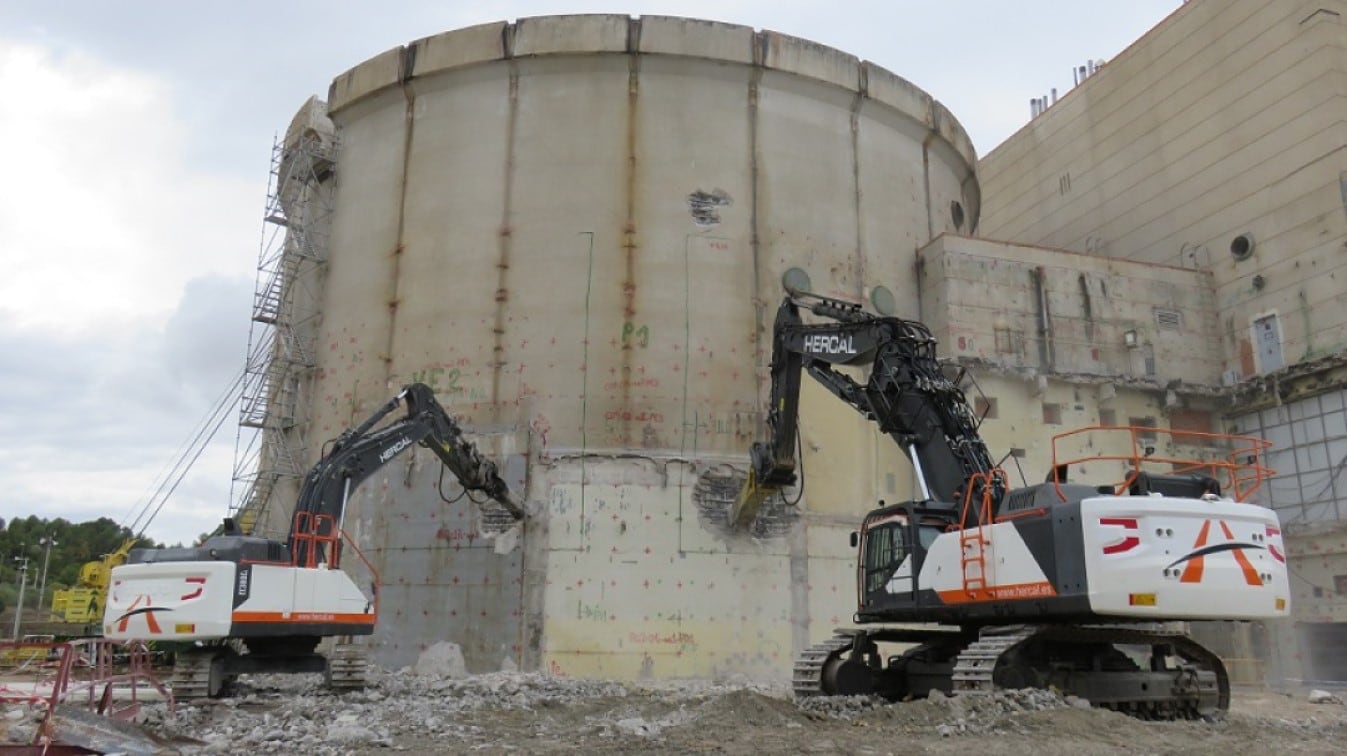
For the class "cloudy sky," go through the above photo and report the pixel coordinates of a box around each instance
[0,0,1181,546]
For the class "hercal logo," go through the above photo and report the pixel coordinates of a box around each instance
[379,437,414,463]
[803,333,857,355]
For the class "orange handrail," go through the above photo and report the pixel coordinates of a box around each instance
[1048,425,1273,504]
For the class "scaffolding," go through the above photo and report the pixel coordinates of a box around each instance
[230,122,337,536]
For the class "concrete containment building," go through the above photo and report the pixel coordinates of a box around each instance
[235,15,980,678]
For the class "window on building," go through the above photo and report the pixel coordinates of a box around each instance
[1335,575,1347,596]
[994,327,1020,354]
[1099,408,1117,427]
[1169,408,1215,446]
[974,397,999,420]
[1043,403,1063,425]
[1129,416,1158,442]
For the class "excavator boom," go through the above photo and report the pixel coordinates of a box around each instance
[734,291,997,528]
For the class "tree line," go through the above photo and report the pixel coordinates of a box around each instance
[0,515,176,614]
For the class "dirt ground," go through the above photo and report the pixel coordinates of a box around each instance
[7,669,1346,755]
[350,687,1346,756]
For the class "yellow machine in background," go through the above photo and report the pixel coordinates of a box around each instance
[48,539,138,624]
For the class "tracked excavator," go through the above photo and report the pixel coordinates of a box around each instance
[735,291,1289,718]
[103,383,523,698]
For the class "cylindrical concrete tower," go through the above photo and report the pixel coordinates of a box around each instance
[265,14,979,679]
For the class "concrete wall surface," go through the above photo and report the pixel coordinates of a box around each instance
[918,234,1222,387]
[266,15,981,677]
[978,0,1347,381]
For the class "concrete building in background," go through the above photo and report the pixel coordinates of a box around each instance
[979,0,1347,683]
[231,4,1343,685]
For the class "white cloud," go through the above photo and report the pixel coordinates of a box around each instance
[0,41,258,335]
[0,40,259,544]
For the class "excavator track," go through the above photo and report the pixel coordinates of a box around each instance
[793,632,860,697]
[796,624,1228,720]
[951,626,1034,692]
[325,644,368,691]
[171,648,232,700]
[952,624,1228,719]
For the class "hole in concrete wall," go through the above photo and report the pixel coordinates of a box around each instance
[1100,408,1117,426]
[1231,233,1255,261]
[693,468,798,539]
[1042,403,1063,425]
[950,201,965,231]
[1010,447,1027,458]
[975,396,999,419]
[1170,408,1216,447]
[994,326,1022,354]
[1130,416,1158,442]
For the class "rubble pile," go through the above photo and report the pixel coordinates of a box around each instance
[10,654,1344,755]
[135,668,1080,753]
[143,668,638,754]
[800,687,1069,733]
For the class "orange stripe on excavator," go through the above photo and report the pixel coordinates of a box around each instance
[232,611,376,624]
[937,581,1057,604]
[1179,520,1212,583]
[1218,521,1264,586]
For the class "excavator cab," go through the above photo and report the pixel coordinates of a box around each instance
[855,504,949,613]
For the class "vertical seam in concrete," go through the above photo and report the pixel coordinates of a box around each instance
[491,60,520,418]
[850,82,865,301]
[919,133,936,328]
[580,230,595,550]
[384,69,417,396]
[620,18,642,444]
[921,134,935,243]
[914,251,926,323]
[679,234,692,554]
[748,38,765,422]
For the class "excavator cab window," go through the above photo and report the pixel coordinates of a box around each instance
[862,520,909,595]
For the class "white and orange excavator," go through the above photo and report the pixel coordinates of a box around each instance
[736,291,1289,718]
[103,383,522,698]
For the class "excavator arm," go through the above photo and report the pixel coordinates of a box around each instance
[733,292,1000,528]
[288,382,522,565]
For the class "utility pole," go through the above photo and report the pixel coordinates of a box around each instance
[11,555,29,640]
[37,535,57,614]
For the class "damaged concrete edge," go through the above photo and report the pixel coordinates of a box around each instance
[322,14,979,175]
[949,354,1231,400]
[1229,351,1347,414]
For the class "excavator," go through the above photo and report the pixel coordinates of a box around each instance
[102,383,523,698]
[736,291,1289,718]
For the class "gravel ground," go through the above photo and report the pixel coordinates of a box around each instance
[6,663,1346,754]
